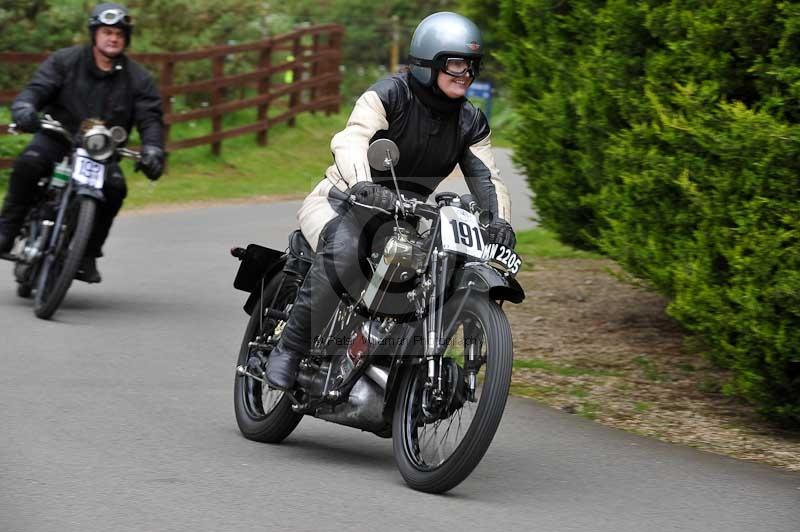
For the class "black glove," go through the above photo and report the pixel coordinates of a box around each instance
[136,145,165,181]
[11,102,41,133]
[486,219,516,249]
[347,181,397,212]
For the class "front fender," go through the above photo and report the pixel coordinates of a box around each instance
[75,186,104,201]
[450,262,525,304]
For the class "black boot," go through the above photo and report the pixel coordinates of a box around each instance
[264,342,304,391]
[0,204,29,254]
[0,231,12,255]
[75,256,102,283]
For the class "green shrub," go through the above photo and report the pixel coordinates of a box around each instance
[599,89,800,424]
[473,0,800,424]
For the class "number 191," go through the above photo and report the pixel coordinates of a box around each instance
[450,220,482,250]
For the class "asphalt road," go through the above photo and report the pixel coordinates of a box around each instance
[1,150,798,531]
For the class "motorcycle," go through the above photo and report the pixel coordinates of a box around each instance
[231,139,525,493]
[0,116,140,319]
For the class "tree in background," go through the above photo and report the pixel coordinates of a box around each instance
[274,0,456,99]
[0,1,84,52]
[133,0,272,52]
[0,0,85,89]
[275,0,453,66]
[0,0,459,98]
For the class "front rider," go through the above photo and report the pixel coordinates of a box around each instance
[265,12,516,390]
[0,3,165,283]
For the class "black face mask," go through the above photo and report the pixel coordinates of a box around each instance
[408,73,464,115]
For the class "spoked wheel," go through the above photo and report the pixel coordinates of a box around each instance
[33,197,96,320]
[234,271,303,443]
[392,296,513,493]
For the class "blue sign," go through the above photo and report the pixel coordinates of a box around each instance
[467,80,493,120]
[467,80,493,101]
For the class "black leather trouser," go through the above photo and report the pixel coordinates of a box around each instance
[278,209,387,355]
[0,132,127,257]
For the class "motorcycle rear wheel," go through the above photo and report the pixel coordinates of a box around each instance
[234,272,303,443]
[392,296,513,493]
[33,197,96,320]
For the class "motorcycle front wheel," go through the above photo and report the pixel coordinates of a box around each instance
[33,197,96,320]
[234,271,303,443]
[392,295,513,493]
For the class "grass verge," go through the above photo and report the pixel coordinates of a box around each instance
[514,227,601,263]
[1,110,349,208]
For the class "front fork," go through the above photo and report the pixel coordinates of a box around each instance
[15,177,71,267]
[38,178,74,259]
[422,246,481,413]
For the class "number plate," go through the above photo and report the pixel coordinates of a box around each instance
[72,149,105,189]
[440,206,485,259]
[482,243,522,275]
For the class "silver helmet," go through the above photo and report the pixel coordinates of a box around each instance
[408,12,483,87]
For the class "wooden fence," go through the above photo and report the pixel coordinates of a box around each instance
[0,24,344,169]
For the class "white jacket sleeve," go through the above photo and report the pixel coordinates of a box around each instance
[327,90,389,188]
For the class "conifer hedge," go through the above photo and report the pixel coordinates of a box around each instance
[468,0,800,424]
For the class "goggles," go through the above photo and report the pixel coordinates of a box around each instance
[94,9,131,26]
[408,54,482,79]
[441,57,479,77]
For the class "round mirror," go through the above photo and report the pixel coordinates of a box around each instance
[109,126,127,144]
[367,139,400,171]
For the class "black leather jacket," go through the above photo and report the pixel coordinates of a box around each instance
[13,44,164,148]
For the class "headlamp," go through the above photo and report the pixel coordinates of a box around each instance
[82,125,115,161]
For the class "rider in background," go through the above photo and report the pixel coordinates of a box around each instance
[0,2,164,283]
[265,12,517,390]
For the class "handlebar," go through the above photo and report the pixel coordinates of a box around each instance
[327,185,352,203]
[9,117,141,161]
[39,117,72,143]
[9,116,72,143]
[117,147,141,161]
[329,187,446,223]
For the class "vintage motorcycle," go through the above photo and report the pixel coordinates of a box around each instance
[0,116,139,319]
[231,139,524,493]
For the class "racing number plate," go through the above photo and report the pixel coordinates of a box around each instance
[482,243,522,275]
[72,148,105,189]
[440,205,485,259]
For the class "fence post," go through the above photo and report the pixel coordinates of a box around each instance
[327,28,343,116]
[257,42,272,146]
[160,59,175,147]
[288,34,303,127]
[309,33,321,115]
[211,55,225,156]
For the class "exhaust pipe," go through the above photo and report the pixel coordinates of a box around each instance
[365,365,388,389]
